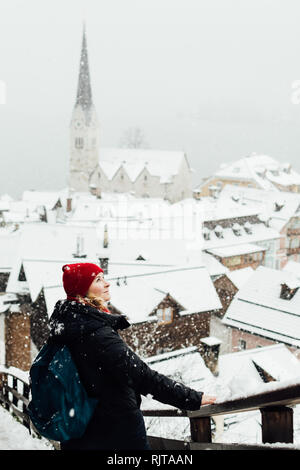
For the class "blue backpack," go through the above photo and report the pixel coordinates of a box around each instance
[27,342,98,442]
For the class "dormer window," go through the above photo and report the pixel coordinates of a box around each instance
[274,202,284,212]
[282,163,291,174]
[203,227,210,240]
[18,264,26,281]
[280,282,299,300]
[244,222,252,234]
[232,223,242,236]
[156,307,173,324]
[270,168,279,176]
[214,225,224,239]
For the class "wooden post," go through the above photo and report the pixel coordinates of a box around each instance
[190,417,212,443]
[2,374,9,411]
[23,382,30,429]
[12,377,18,407]
[260,406,293,444]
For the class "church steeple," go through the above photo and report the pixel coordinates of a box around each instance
[69,22,100,193]
[76,22,93,112]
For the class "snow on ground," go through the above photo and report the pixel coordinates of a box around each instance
[0,405,53,450]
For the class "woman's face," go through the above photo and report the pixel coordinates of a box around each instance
[87,272,110,301]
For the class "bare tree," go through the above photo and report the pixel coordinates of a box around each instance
[119,127,149,149]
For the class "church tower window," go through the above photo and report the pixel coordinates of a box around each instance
[75,137,84,149]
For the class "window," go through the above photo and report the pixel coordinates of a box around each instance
[290,238,300,249]
[239,339,246,350]
[227,256,241,266]
[214,225,224,238]
[156,307,173,324]
[75,137,84,149]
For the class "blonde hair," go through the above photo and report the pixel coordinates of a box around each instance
[76,293,109,312]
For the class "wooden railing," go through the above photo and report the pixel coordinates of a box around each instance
[0,370,60,449]
[0,371,30,430]
[143,382,300,450]
[0,370,299,450]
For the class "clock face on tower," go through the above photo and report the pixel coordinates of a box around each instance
[75,119,84,129]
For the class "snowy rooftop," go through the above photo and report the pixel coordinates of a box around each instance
[215,153,300,189]
[98,148,188,183]
[223,266,300,347]
[0,229,20,270]
[201,336,222,346]
[226,266,254,289]
[283,261,300,279]
[201,222,279,251]
[108,266,222,323]
[206,243,265,258]
[141,343,300,411]
[219,184,300,225]
[21,189,67,209]
[4,256,221,321]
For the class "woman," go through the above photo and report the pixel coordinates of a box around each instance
[48,262,216,450]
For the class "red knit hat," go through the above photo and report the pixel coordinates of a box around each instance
[62,263,103,299]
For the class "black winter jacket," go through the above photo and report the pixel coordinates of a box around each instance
[48,299,203,450]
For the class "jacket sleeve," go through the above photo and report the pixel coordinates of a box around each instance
[87,325,203,411]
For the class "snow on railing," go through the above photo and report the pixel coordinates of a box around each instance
[1,369,300,451]
[142,378,300,450]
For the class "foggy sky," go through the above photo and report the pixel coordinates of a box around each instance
[1,0,300,198]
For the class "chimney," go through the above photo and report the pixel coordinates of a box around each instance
[199,336,222,376]
[73,234,87,258]
[66,197,72,213]
[103,224,109,249]
[99,256,109,275]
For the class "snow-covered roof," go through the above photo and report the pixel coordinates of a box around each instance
[206,243,265,258]
[181,197,260,222]
[201,252,229,277]
[202,222,280,251]
[215,153,300,189]
[108,266,222,323]
[141,343,300,415]
[201,336,222,346]
[5,258,80,303]
[226,266,254,289]
[98,148,188,183]
[107,238,203,266]
[0,230,20,270]
[12,223,100,260]
[219,184,300,226]
[223,266,300,347]
[283,261,300,279]
[219,343,300,385]
[21,190,65,209]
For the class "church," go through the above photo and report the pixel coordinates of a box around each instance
[69,25,193,203]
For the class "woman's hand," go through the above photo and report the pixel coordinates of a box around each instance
[201,394,217,405]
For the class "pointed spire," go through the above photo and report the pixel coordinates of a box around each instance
[76,22,93,110]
